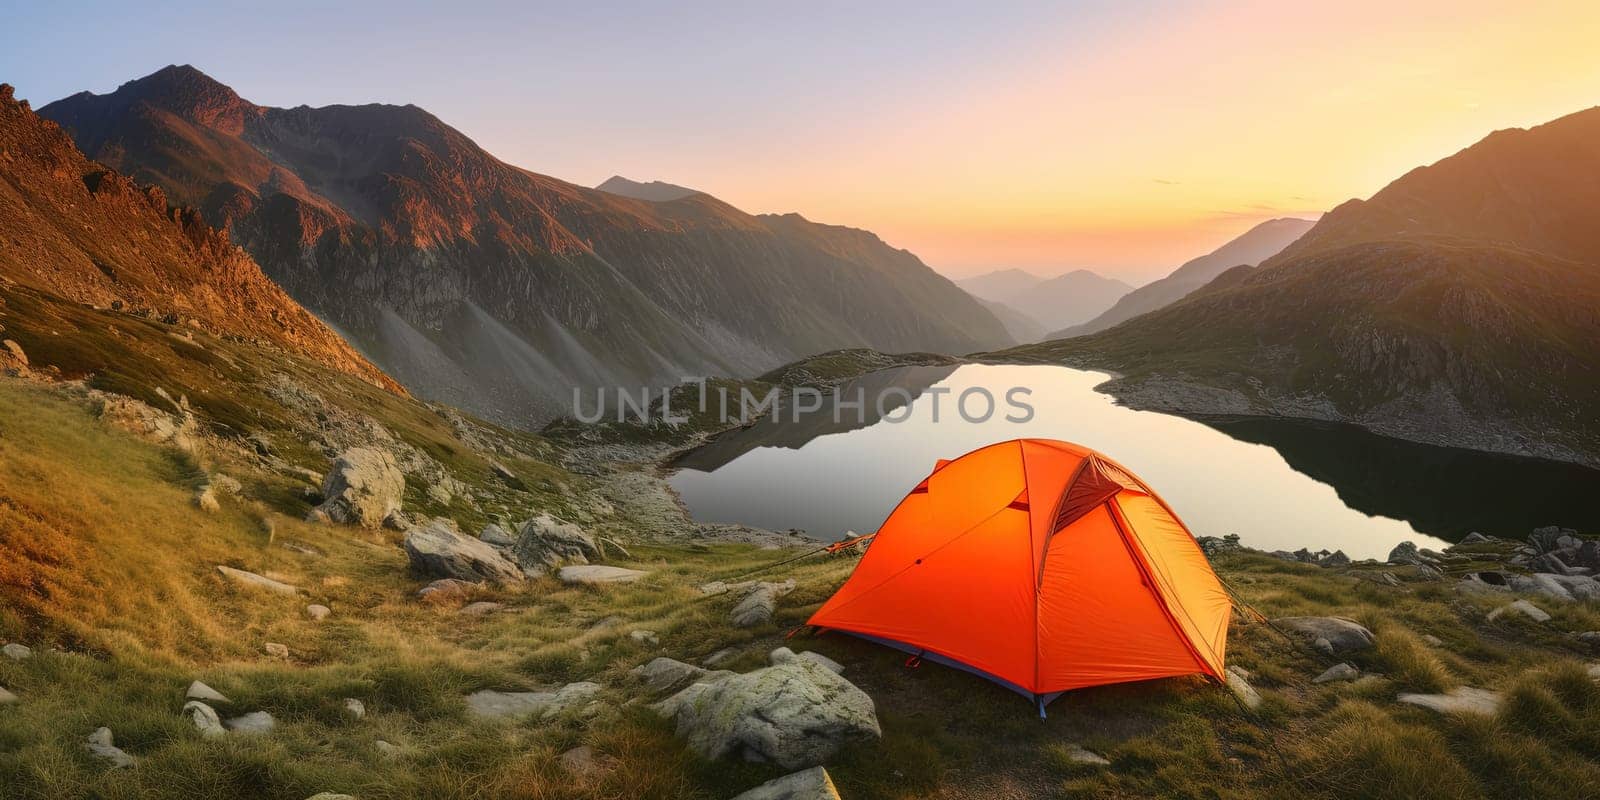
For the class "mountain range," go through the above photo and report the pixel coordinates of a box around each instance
[1054,217,1314,338]
[38,66,1011,427]
[998,106,1600,465]
[957,268,1132,335]
[595,175,702,202]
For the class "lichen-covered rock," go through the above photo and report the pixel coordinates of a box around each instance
[224,711,276,733]
[632,657,715,694]
[85,727,135,768]
[315,447,404,528]
[465,682,601,719]
[183,700,226,737]
[1272,617,1375,654]
[1313,663,1360,684]
[216,566,298,595]
[731,580,796,628]
[479,523,515,547]
[511,513,600,574]
[653,656,880,769]
[403,519,523,583]
[558,565,647,585]
[730,766,843,800]
[186,680,229,704]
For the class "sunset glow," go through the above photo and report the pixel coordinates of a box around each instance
[7,1,1599,281]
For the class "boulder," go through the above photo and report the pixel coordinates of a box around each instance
[2,643,32,660]
[1457,572,1510,596]
[306,604,331,621]
[653,657,880,769]
[186,680,230,704]
[1225,666,1261,710]
[460,601,503,617]
[703,647,740,667]
[216,566,298,596]
[1313,663,1360,684]
[465,682,601,719]
[770,647,845,674]
[1507,573,1600,602]
[314,448,405,528]
[511,514,601,574]
[417,578,476,601]
[1571,541,1600,571]
[344,698,366,719]
[183,700,226,738]
[1320,550,1351,568]
[1487,599,1551,623]
[632,657,712,694]
[1271,617,1376,655]
[479,523,516,547]
[224,711,276,734]
[1529,526,1574,554]
[731,580,797,628]
[85,727,135,768]
[1387,541,1427,566]
[403,519,524,583]
[1458,532,1493,545]
[558,565,648,585]
[730,766,843,800]
[1577,631,1600,648]
[1531,552,1583,576]
[1398,687,1501,716]
[265,642,290,660]
[629,629,660,646]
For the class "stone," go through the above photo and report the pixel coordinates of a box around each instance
[306,604,331,621]
[224,711,276,734]
[374,740,400,759]
[479,523,515,547]
[1320,550,1351,568]
[1313,663,1360,684]
[1457,572,1511,595]
[558,565,648,585]
[1531,552,1582,576]
[315,447,405,528]
[1487,599,1551,623]
[1421,634,1445,647]
[511,513,601,574]
[216,565,298,596]
[1272,617,1376,655]
[417,578,476,600]
[465,682,602,719]
[2,643,32,660]
[1397,687,1502,716]
[731,580,796,628]
[1387,541,1427,566]
[1225,666,1261,710]
[730,766,843,799]
[0,686,17,704]
[629,629,660,646]
[632,657,710,694]
[404,519,524,583]
[195,485,221,513]
[653,657,880,770]
[1413,563,1445,581]
[264,643,290,659]
[1458,532,1492,545]
[1577,631,1600,647]
[1057,744,1112,767]
[1529,526,1574,554]
[1506,572,1600,602]
[344,698,366,719]
[426,484,453,506]
[183,700,226,738]
[186,680,230,704]
[85,727,135,768]
[558,745,619,780]
[1572,541,1600,570]
[703,647,739,667]
[770,647,844,674]
[460,601,503,616]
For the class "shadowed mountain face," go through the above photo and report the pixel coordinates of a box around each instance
[41,66,1011,427]
[0,83,395,392]
[998,106,1600,465]
[1056,217,1314,338]
[958,268,1131,333]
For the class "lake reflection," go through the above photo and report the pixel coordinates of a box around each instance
[668,364,1600,560]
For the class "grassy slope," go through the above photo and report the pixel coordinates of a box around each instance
[5,367,1600,798]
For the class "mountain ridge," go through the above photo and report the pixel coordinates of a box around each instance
[40,66,1011,427]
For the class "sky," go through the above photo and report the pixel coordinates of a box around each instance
[5,1,1599,283]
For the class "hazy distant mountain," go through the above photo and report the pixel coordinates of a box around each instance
[1056,217,1314,337]
[42,66,1011,426]
[0,83,393,391]
[957,268,1043,302]
[997,107,1600,465]
[595,175,702,202]
[975,298,1048,343]
[958,268,1131,332]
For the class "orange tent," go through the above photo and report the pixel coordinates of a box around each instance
[807,438,1231,713]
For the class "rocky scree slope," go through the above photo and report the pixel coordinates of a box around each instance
[40,66,1011,427]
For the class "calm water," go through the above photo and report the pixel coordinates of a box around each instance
[668,364,1600,560]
